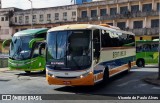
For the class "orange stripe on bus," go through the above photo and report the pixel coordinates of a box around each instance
[46,73,94,86]
[94,73,104,81]
[109,64,128,76]
[131,61,136,66]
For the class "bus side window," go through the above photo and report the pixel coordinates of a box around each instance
[101,30,111,47]
[93,29,100,58]
[33,42,45,57]
[119,34,135,47]
[101,31,119,47]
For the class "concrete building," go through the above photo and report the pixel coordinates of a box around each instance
[0,5,77,39]
[0,0,159,40]
[11,5,78,34]
[77,0,160,40]
[0,0,1,9]
[0,7,22,39]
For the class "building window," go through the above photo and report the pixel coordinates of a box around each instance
[142,4,152,12]
[15,17,17,23]
[63,12,67,17]
[120,6,128,14]
[63,12,67,20]
[131,5,139,13]
[81,11,87,18]
[100,9,106,16]
[19,16,23,23]
[25,16,29,24]
[110,8,117,15]
[32,15,36,22]
[133,21,143,29]
[151,19,159,27]
[91,10,97,17]
[55,13,59,20]
[157,3,160,11]
[39,15,43,21]
[5,17,8,21]
[1,17,4,21]
[117,22,126,30]
[47,14,51,21]
[72,11,76,16]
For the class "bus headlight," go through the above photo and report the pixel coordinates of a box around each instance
[80,71,92,78]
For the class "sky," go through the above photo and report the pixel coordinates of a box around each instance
[1,0,73,9]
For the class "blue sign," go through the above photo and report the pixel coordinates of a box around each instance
[75,0,92,4]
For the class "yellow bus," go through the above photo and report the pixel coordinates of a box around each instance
[40,24,136,86]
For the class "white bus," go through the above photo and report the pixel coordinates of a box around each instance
[40,24,136,86]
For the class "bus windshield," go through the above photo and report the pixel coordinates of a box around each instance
[9,35,33,60]
[46,30,92,71]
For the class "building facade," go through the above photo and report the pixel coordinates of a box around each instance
[77,0,159,40]
[0,7,22,39]
[12,5,78,34]
[0,0,1,9]
[0,0,159,40]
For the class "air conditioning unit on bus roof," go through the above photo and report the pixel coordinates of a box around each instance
[99,24,121,30]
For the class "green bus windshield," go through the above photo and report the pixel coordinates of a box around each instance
[10,35,33,60]
[9,28,48,60]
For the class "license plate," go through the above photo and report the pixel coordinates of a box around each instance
[63,81,71,85]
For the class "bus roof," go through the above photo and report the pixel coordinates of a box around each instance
[48,24,134,35]
[14,28,48,36]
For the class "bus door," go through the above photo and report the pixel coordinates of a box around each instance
[93,29,101,64]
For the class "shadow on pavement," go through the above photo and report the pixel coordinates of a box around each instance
[54,71,131,95]
[15,71,46,77]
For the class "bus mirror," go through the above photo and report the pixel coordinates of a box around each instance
[2,39,11,48]
[38,42,46,55]
[29,38,44,48]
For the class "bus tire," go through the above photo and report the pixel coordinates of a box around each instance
[25,71,31,73]
[102,68,109,84]
[136,59,145,67]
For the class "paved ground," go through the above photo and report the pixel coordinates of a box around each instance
[0,66,159,103]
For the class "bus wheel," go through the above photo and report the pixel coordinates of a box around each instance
[25,71,31,73]
[102,68,109,84]
[136,59,145,67]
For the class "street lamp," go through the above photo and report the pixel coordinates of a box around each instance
[28,0,33,28]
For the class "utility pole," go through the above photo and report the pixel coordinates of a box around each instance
[158,34,160,79]
[28,0,33,28]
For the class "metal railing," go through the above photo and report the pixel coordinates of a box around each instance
[128,27,159,36]
[78,11,159,22]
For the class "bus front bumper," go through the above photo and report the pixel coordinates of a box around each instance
[46,73,94,86]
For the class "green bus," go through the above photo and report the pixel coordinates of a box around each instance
[136,39,159,67]
[2,28,48,73]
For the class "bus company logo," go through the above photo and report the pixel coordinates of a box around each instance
[2,95,11,100]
